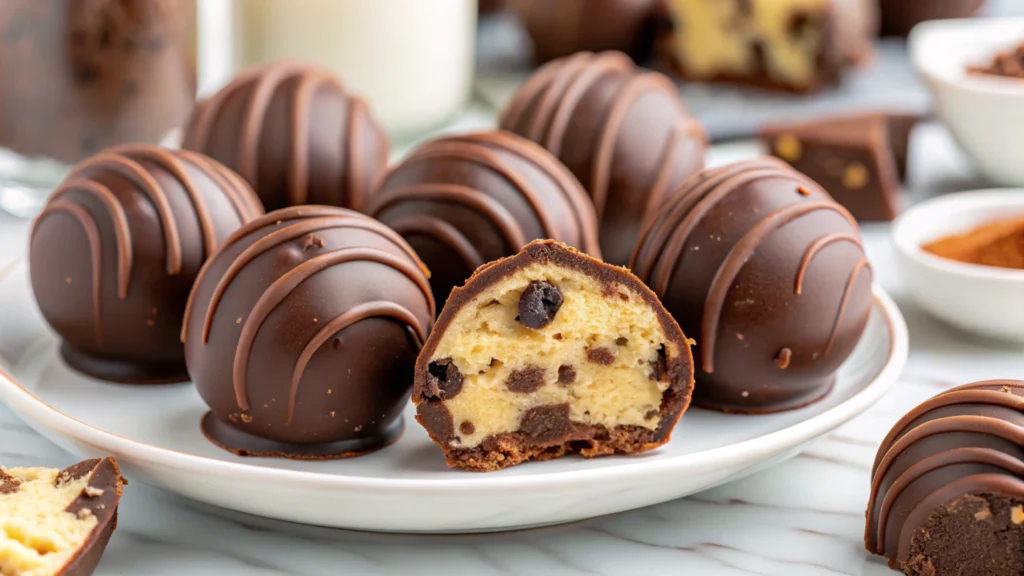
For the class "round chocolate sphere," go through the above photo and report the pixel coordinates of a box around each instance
[509,0,664,63]
[500,51,707,265]
[371,131,601,309]
[630,158,873,413]
[879,0,985,36]
[866,380,1024,573]
[183,206,435,458]
[182,60,389,213]
[29,145,263,383]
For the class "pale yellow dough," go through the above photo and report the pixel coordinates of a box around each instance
[431,263,678,448]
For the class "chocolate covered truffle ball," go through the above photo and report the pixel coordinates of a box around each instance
[183,206,434,459]
[30,145,263,383]
[372,131,601,308]
[508,0,664,64]
[500,51,707,265]
[414,240,694,471]
[879,0,985,37]
[630,158,873,413]
[182,60,388,212]
[866,380,1024,575]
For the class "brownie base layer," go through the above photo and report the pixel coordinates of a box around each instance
[61,342,189,385]
[201,412,405,460]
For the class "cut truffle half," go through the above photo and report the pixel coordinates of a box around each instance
[413,240,694,472]
[0,457,124,576]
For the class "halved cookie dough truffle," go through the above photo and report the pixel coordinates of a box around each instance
[413,240,694,472]
[0,457,124,576]
[866,380,1024,576]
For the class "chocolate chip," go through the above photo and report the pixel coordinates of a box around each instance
[460,421,476,435]
[417,400,455,443]
[644,408,661,420]
[506,366,546,393]
[615,337,628,346]
[74,62,99,85]
[518,281,563,329]
[0,469,21,494]
[587,347,615,365]
[788,12,812,38]
[557,365,576,385]
[775,348,793,369]
[425,358,463,399]
[648,345,668,382]
[520,404,572,445]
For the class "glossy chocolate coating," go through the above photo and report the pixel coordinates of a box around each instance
[182,206,434,458]
[372,131,601,308]
[508,0,664,63]
[500,51,707,265]
[879,0,985,36]
[866,380,1024,570]
[29,145,263,383]
[57,457,124,576]
[630,158,872,413]
[182,60,388,213]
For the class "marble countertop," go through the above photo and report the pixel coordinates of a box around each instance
[1,118,1022,574]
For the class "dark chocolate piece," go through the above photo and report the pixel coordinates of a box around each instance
[663,0,877,93]
[880,0,985,37]
[761,112,919,222]
[182,60,388,213]
[969,40,1024,79]
[631,158,873,413]
[508,0,664,64]
[518,281,564,329]
[29,145,263,383]
[412,240,694,471]
[500,51,707,265]
[372,131,601,307]
[182,206,434,459]
[866,380,1024,575]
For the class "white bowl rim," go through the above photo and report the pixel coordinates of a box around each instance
[910,17,1024,97]
[892,189,1024,281]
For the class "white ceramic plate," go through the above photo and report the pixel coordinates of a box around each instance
[0,259,907,533]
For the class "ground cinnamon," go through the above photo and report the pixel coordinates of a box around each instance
[922,215,1024,270]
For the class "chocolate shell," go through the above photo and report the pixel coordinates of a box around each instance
[630,158,873,413]
[866,380,1024,574]
[182,60,388,213]
[182,206,434,459]
[29,145,263,383]
[371,131,601,309]
[500,51,707,265]
[880,0,985,36]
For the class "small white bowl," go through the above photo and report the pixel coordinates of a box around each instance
[910,18,1024,186]
[892,190,1024,343]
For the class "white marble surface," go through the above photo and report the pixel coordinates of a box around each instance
[1,116,1022,574]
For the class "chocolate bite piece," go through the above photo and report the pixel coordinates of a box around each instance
[761,112,918,222]
[183,206,434,459]
[0,457,124,576]
[880,0,985,37]
[631,158,873,413]
[508,0,664,64]
[29,145,263,383]
[372,131,601,308]
[182,60,388,213]
[663,0,877,93]
[413,240,694,472]
[866,380,1024,575]
[969,40,1024,79]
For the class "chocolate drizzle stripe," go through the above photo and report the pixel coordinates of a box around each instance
[386,214,486,271]
[823,258,872,356]
[701,202,854,373]
[544,52,633,156]
[68,152,183,275]
[526,53,592,141]
[183,66,264,151]
[896,474,1024,563]
[239,64,306,186]
[233,247,433,409]
[287,301,426,425]
[34,202,104,346]
[591,73,680,219]
[945,379,1024,395]
[499,54,575,133]
[374,184,528,251]
[49,179,133,300]
[345,96,366,212]
[288,71,320,206]
[795,233,864,294]
[642,122,697,219]
[871,388,1024,473]
[870,447,1024,554]
[197,216,431,344]
[176,149,262,223]
[219,206,357,252]
[404,144,560,239]
[456,132,601,255]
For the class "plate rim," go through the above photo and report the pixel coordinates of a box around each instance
[0,258,908,494]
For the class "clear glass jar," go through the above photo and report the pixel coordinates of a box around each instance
[0,0,196,217]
